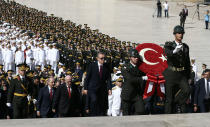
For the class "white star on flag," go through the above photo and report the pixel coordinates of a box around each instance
[159,54,167,62]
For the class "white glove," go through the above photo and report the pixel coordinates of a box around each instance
[142,76,148,81]
[173,45,183,54]
[33,99,37,104]
[6,103,11,107]
[27,95,31,101]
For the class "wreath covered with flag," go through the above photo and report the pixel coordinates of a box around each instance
[136,43,168,99]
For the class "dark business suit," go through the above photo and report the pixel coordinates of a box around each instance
[163,41,191,113]
[37,86,55,118]
[194,78,210,112]
[179,9,188,28]
[53,84,81,117]
[84,62,111,116]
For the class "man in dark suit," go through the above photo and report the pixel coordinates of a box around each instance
[52,75,81,117]
[194,69,210,113]
[121,49,147,115]
[163,25,191,114]
[157,0,162,17]
[179,6,188,28]
[84,51,112,116]
[36,77,55,118]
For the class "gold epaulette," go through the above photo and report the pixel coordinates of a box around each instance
[74,75,79,78]
[112,86,117,90]
[75,81,81,85]
[115,56,120,59]
[14,93,27,97]
[14,76,19,79]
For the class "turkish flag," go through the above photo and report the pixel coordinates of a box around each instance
[136,43,168,76]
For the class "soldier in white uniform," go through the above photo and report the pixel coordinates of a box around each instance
[57,63,64,77]
[1,44,6,69]
[0,49,3,65]
[107,76,123,116]
[11,42,17,54]
[49,44,59,74]
[33,44,40,66]
[15,47,25,74]
[38,45,46,70]
[3,45,14,72]
[191,58,198,83]
[45,44,51,66]
[21,41,27,51]
[25,46,34,70]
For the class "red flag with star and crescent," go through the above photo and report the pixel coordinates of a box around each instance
[136,43,168,99]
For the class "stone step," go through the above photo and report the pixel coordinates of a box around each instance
[0,113,210,127]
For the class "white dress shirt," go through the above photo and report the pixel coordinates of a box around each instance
[205,78,210,99]
[98,61,103,71]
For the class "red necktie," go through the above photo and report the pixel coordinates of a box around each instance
[68,87,71,99]
[50,88,53,100]
[99,65,103,78]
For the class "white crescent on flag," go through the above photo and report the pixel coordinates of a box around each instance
[139,48,159,65]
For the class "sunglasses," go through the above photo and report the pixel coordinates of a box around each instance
[98,57,105,60]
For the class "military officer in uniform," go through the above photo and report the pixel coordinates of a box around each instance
[121,49,148,115]
[163,25,191,114]
[6,70,14,86]
[6,64,33,119]
[0,65,5,75]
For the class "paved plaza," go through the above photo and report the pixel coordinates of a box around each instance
[14,0,210,72]
[1,113,210,127]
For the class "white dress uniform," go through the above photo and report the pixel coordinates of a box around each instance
[192,63,198,83]
[44,46,50,65]
[25,49,34,70]
[49,47,60,73]
[21,44,27,51]
[3,49,14,72]
[15,50,25,74]
[108,86,122,116]
[38,48,46,70]
[11,45,17,54]
[1,47,6,67]
[108,70,121,116]
[33,47,39,66]
[0,50,3,65]
[58,67,64,77]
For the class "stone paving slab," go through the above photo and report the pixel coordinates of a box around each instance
[1,113,210,127]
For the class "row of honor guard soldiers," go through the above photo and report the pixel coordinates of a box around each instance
[57,42,134,72]
[0,0,139,73]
